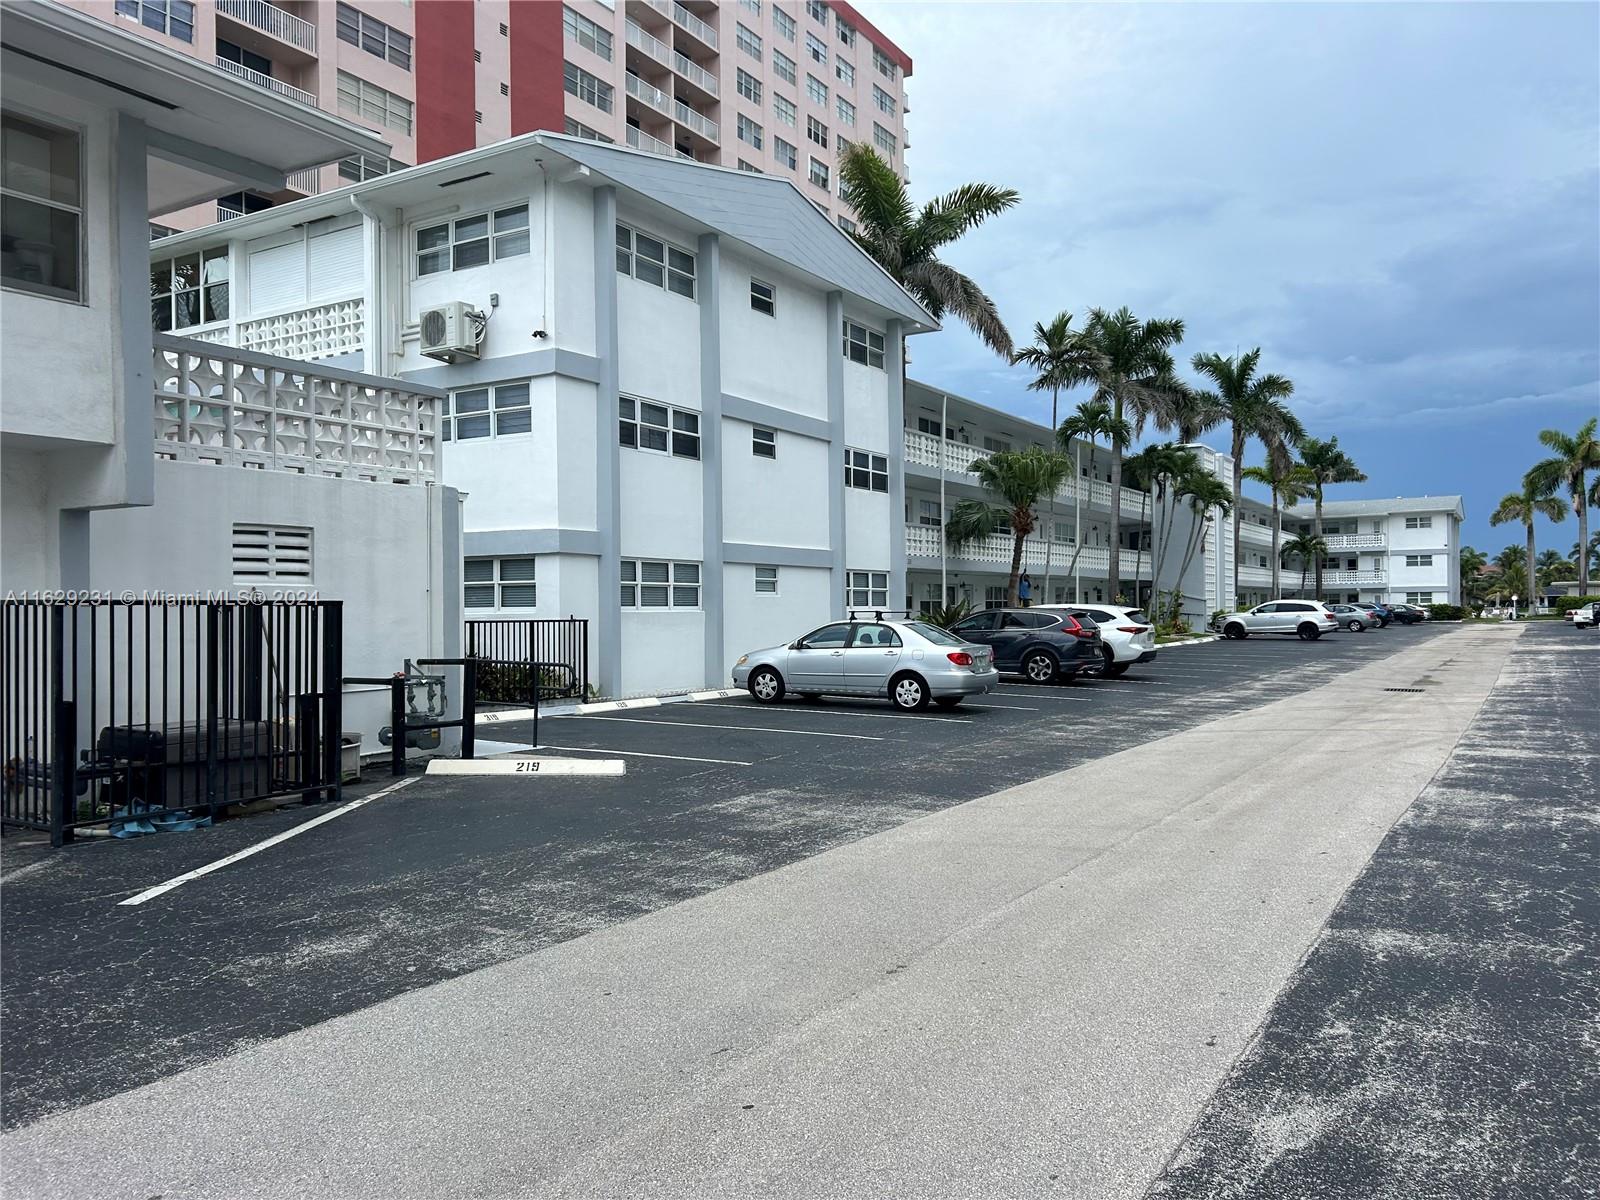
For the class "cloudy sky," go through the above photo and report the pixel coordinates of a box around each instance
[857,0,1599,560]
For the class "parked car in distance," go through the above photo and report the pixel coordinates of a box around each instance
[1036,603,1157,677]
[946,608,1101,684]
[1218,600,1341,640]
[1386,603,1426,624]
[1353,601,1393,628]
[1326,603,1376,633]
[733,616,999,711]
[1570,601,1600,628]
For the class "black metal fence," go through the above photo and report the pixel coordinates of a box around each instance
[2,599,342,845]
[465,618,589,704]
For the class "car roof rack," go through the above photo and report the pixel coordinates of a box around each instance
[846,608,915,622]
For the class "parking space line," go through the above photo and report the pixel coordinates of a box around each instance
[536,744,754,766]
[117,777,418,907]
[567,715,885,740]
[991,689,1095,702]
[960,702,1041,711]
[690,701,972,723]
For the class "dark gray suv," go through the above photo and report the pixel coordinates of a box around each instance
[947,608,1102,684]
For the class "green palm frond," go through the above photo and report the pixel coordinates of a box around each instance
[904,259,1014,357]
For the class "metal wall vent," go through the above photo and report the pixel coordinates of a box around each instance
[1383,687,1425,693]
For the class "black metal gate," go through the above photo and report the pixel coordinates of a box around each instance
[465,617,589,704]
[2,599,342,845]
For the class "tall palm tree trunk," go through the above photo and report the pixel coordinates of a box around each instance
[1230,427,1244,607]
[1300,556,1310,595]
[1269,492,1282,597]
[1108,418,1125,603]
[1313,490,1325,599]
[1009,527,1027,607]
[1525,524,1536,616]
[1578,479,1591,597]
[1043,384,1059,604]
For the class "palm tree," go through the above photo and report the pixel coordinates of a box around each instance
[1057,397,1130,482]
[944,447,1073,606]
[1573,533,1600,577]
[1190,349,1302,605]
[1049,307,1186,602]
[1164,381,1227,446]
[1525,417,1600,596]
[1460,545,1489,607]
[1490,485,1566,614]
[838,143,1019,357]
[1143,444,1201,596]
[1281,532,1326,596]
[1298,436,1367,599]
[1241,456,1315,599]
[1013,313,1106,604]
[1172,473,1235,620]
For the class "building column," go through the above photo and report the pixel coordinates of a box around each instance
[59,510,90,591]
[593,186,623,698]
[826,291,846,619]
[886,319,906,613]
[698,233,724,687]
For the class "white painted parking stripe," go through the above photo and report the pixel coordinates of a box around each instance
[689,701,973,723]
[117,777,418,907]
[687,688,744,701]
[477,707,540,724]
[570,715,885,740]
[959,702,1041,711]
[535,744,754,766]
[427,758,626,777]
[574,697,661,715]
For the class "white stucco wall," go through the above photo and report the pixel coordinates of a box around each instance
[721,419,831,549]
[721,562,833,674]
[720,246,829,420]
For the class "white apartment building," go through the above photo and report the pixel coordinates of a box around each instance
[1285,497,1466,607]
[140,132,937,698]
[1,1,462,750]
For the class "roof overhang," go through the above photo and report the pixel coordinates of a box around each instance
[1,0,391,215]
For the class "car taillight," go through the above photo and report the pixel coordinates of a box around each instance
[1073,628,1097,639]
[1117,626,1146,634]
[947,651,973,666]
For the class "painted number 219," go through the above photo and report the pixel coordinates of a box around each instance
[514,760,542,773]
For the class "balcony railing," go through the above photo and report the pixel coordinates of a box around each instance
[674,99,719,142]
[1322,569,1387,586]
[152,334,441,483]
[669,1,718,49]
[215,0,316,54]
[625,72,673,118]
[1238,520,1278,544]
[906,525,1151,579]
[672,49,719,96]
[214,56,316,106]
[1322,532,1386,551]
[626,22,719,97]
[285,166,322,195]
[626,125,690,159]
[903,429,1148,513]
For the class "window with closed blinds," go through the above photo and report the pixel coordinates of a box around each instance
[232,525,313,583]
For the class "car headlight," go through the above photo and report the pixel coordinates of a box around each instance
[736,654,748,666]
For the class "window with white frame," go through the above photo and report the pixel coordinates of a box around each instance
[773,48,798,84]
[2,114,82,303]
[983,585,1007,610]
[737,68,763,104]
[736,22,762,60]
[752,427,776,457]
[443,382,531,441]
[807,0,828,23]
[837,18,856,47]
[848,571,889,608]
[564,61,614,112]
[564,117,615,143]
[843,319,885,367]
[150,247,227,331]
[917,499,942,527]
[615,224,696,297]
[337,71,413,134]
[806,31,827,64]
[806,74,829,106]
[737,113,764,150]
[622,560,701,608]
[416,206,529,275]
[232,525,312,583]
[750,278,776,316]
[336,2,411,69]
[845,448,888,492]
[620,397,700,459]
[775,6,796,40]
[873,122,897,154]
[1404,554,1434,567]
[1405,592,1435,605]
[464,557,537,609]
[772,137,799,170]
[115,0,194,41]
[1404,515,1434,529]
[873,84,897,115]
[836,96,856,126]
[809,157,830,190]
[755,565,779,594]
[774,94,798,126]
[807,115,829,147]
[836,56,855,86]
[563,5,613,59]
[873,45,896,79]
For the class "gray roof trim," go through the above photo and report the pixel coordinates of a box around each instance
[1285,496,1465,519]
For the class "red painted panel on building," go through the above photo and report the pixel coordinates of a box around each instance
[415,0,477,162]
[509,0,564,136]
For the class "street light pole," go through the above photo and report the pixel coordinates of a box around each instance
[939,391,948,611]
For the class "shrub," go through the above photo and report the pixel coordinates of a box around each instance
[1553,595,1600,614]
[1208,609,1229,631]
[1427,603,1466,621]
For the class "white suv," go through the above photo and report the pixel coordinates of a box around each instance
[1218,600,1341,641]
[1037,604,1157,677]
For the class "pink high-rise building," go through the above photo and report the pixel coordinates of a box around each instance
[70,1,912,233]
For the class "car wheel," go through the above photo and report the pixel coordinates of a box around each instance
[1022,650,1058,685]
[748,667,784,703]
[1224,623,1247,639]
[1100,646,1128,678]
[890,672,930,712]
[1346,619,1364,632]
[1377,618,1389,627]
[934,696,963,709]
[1297,623,1321,641]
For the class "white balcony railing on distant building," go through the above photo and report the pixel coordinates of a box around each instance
[214,56,317,106]
[1322,533,1386,551]
[904,428,1148,513]
[905,525,1151,579]
[626,125,690,159]
[215,0,317,54]
[625,73,673,118]
[1322,569,1387,586]
[285,166,323,195]
[186,298,367,362]
[152,334,439,483]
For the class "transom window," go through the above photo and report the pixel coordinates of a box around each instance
[847,571,889,608]
[620,397,700,459]
[2,114,82,303]
[846,448,888,492]
[773,49,797,84]
[337,72,413,134]
[755,565,779,594]
[150,247,228,330]
[336,2,411,70]
[416,206,529,275]
[564,61,614,112]
[615,224,696,298]
[622,560,701,608]
[752,427,777,457]
[843,319,885,368]
[464,557,537,609]
[563,6,613,60]
[750,278,776,316]
[114,0,194,42]
[443,382,531,441]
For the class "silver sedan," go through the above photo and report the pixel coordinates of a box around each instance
[1326,603,1377,632]
[732,617,999,711]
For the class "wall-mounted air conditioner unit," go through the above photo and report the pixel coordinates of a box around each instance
[419,301,483,363]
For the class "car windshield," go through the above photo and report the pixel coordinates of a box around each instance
[905,621,964,646]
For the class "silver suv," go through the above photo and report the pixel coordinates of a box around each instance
[1219,601,1341,641]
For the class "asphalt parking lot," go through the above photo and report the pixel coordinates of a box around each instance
[2,623,1454,1129]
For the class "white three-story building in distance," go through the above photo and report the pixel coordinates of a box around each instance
[147,132,937,698]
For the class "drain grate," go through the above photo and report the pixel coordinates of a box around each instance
[1383,687,1425,693]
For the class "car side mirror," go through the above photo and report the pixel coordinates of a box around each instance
[791,640,806,650]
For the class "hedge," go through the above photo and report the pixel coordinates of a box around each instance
[1553,595,1600,614]
[1427,603,1466,621]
